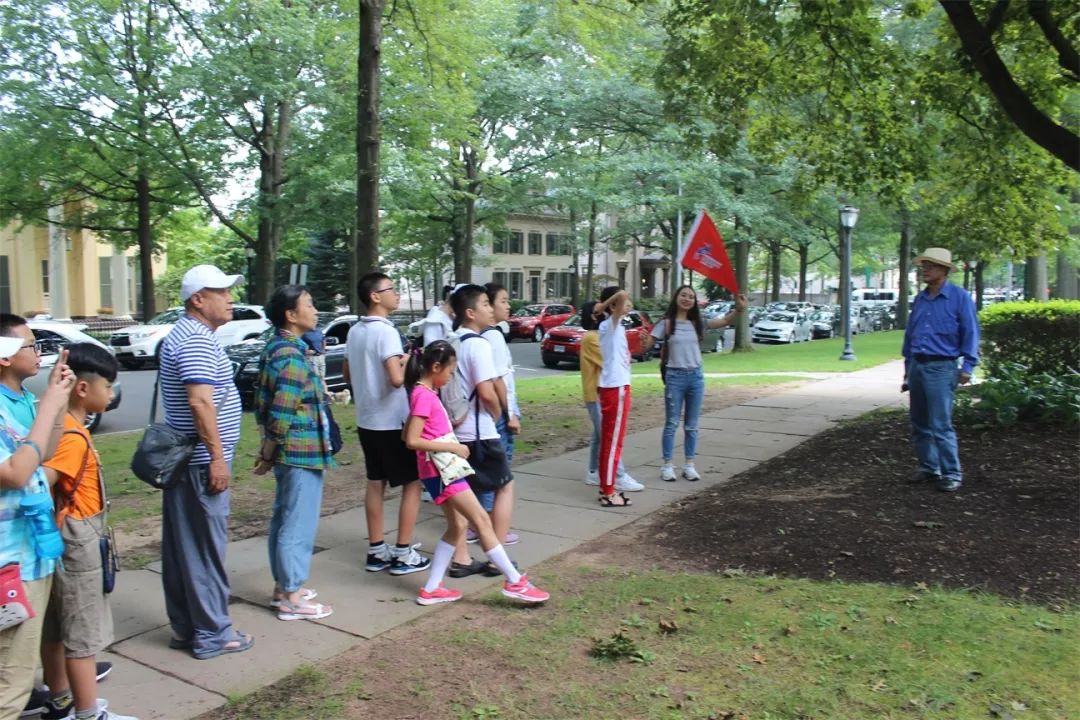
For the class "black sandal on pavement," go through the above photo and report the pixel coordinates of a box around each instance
[598,492,632,507]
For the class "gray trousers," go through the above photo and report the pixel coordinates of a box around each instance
[161,462,233,655]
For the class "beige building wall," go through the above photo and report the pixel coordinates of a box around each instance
[0,218,166,318]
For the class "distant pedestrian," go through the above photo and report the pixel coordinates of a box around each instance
[901,248,980,493]
[158,265,252,659]
[593,286,635,507]
[254,285,334,622]
[648,287,746,482]
[419,285,455,347]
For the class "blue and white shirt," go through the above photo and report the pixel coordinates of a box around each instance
[0,401,56,581]
[158,314,242,464]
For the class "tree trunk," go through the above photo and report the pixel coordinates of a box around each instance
[769,242,781,301]
[355,0,383,278]
[733,220,752,352]
[1024,255,1049,300]
[1056,248,1079,299]
[897,203,912,329]
[586,199,598,300]
[974,260,986,310]
[798,245,808,301]
[569,208,579,307]
[938,1,1079,171]
[135,173,155,318]
[962,263,971,291]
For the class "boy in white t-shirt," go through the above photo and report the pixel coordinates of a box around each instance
[448,285,515,570]
[344,272,431,576]
[593,286,635,507]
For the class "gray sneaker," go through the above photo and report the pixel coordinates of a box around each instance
[937,478,962,493]
[908,469,940,484]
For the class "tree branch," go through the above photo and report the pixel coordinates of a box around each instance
[1027,0,1080,82]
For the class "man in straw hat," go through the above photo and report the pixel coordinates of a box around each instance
[901,248,980,493]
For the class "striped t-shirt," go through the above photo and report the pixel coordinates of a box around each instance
[158,314,242,464]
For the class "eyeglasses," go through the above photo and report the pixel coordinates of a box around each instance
[374,286,398,294]
[18,342,42,354]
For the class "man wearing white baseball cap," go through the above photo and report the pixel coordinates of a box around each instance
[157,265,252,658]
[901,247,980,493]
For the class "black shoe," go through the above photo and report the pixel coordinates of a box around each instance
[20,688,47,718]
[448,559,487,578]
[96,661,112,683]
[482,560,518,578]
[908,470,940,484]
[40,696,72,720]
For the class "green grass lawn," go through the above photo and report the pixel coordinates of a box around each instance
[632,330,905,374]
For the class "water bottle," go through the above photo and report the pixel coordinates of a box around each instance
[19,493,64,561]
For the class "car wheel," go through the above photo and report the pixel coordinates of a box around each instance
[533,326,544,343]
[541,355,559,368]
[119,357,144,371]
[83,412,101,433]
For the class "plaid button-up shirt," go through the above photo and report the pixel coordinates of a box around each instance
[255,330,334,469]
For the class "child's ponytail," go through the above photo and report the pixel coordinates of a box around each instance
[405,340,457,393]
[404,345,425,392]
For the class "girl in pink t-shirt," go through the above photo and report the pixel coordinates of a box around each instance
[404,341,549,606]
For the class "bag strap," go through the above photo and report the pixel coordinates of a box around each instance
[660,318,674,363]
[59,429,91,511]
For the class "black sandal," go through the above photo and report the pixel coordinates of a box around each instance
[598,492,632,507]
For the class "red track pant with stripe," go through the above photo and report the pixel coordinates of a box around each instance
[598,385,632,495]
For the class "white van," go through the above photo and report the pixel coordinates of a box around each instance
[852,288,899,306]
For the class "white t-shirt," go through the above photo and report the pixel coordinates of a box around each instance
[598,317,631,388]
[481,326,519,418]
[346,316,408,430]
[454,328,499,442]
[422,305,453,347]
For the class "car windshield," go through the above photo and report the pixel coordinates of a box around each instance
[810,312,830,321]
[513,306,542,317]
[766,313,795,322]
[148,309,183,325]
[563,314,582,327]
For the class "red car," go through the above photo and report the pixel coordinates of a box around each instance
[507,303,575,342]
[540,310,655,368]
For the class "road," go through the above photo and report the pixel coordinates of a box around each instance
[96,338,571,435]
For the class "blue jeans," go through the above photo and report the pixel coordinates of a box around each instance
[585,401,626,477]
[268,465,325,593]
[662,366,705,462]
[908,358,961,481]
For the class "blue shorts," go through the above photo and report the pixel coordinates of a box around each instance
[475,490,495,512]
[420,477,470,505]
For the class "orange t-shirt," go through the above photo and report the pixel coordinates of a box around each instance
[44,415,104,525]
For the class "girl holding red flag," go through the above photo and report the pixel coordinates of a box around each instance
[648,286,746,482]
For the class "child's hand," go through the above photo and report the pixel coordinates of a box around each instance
[453,443,470,459]
[507,416,521,434]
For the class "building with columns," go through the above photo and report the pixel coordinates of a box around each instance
[0,215,166,319]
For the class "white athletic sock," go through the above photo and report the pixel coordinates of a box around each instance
[424,540,456,593]
[485,544,521,584]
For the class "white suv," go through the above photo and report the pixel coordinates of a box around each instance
[109,304,270,370]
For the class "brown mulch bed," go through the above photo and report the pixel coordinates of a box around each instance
[650,411,1079,603]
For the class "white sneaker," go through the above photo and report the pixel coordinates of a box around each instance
[660,464,677,482]
[585,470,600,486]
[98,708,140,719]
[615,474,644,492]
[682,465,701,481]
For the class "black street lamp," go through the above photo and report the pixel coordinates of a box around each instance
[839,205,859,362]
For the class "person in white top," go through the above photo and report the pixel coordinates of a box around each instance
[420,285,455,347]
[343,272,431,576]
[593,286,635,507]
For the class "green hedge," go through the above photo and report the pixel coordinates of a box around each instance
[979,300,1080,378]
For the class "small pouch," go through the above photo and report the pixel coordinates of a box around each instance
[100,528,118,595]
[0,562,34,631]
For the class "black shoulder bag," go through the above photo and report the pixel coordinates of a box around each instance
[659,318,675,384]
[130,376,232,489]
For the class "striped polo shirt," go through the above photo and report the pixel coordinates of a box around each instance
[158,314,242,464]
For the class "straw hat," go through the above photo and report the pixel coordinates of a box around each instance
[913,247,957,271]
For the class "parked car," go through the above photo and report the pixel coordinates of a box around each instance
[227,314,358,408]
[746,306,766,327]
[540,310,655,368]
[109,304,270,369]
[808,311,834,339]
[751,311,813,344]
[26,321,121,432]
[507,304,575,342]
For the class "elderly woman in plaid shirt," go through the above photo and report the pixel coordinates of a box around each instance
[254,285,335,621]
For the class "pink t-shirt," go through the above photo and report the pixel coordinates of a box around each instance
[409,384,454,479]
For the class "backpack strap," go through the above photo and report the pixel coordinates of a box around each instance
[58,429,91,512]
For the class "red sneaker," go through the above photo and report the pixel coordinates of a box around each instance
[501,574,550,603]
[416,584,463,606]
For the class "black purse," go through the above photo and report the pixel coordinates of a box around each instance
[659,318,674,384]
[130,377,230,489]
[100,529,118,594]
[324,403,343,456]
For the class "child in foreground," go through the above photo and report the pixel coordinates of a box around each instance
[403,341,548,605]
[593,287,635,507]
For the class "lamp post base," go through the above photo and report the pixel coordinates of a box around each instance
[839,347,857,362]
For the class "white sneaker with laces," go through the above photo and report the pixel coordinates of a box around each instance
[97,708,139,720]
[585,470,600,486]
[615,474,644,492]
[660,464,677,482]
[682,465,701,481]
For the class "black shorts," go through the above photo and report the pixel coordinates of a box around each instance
[357,428,419,488]
[463,439,513,493]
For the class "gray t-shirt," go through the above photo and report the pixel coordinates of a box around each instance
[651,318,703,369]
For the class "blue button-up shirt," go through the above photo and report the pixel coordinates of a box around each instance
[902,280,980,375]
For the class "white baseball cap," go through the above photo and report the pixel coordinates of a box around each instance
[0,335,23,360]
[180,265,244,302]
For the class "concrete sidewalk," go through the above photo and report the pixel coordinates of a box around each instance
[97,360,907,719]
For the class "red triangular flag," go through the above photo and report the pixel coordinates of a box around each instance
[679,210,739,294]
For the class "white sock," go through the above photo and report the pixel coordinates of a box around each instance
[485,544,521,584]
[424,540,456,593]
